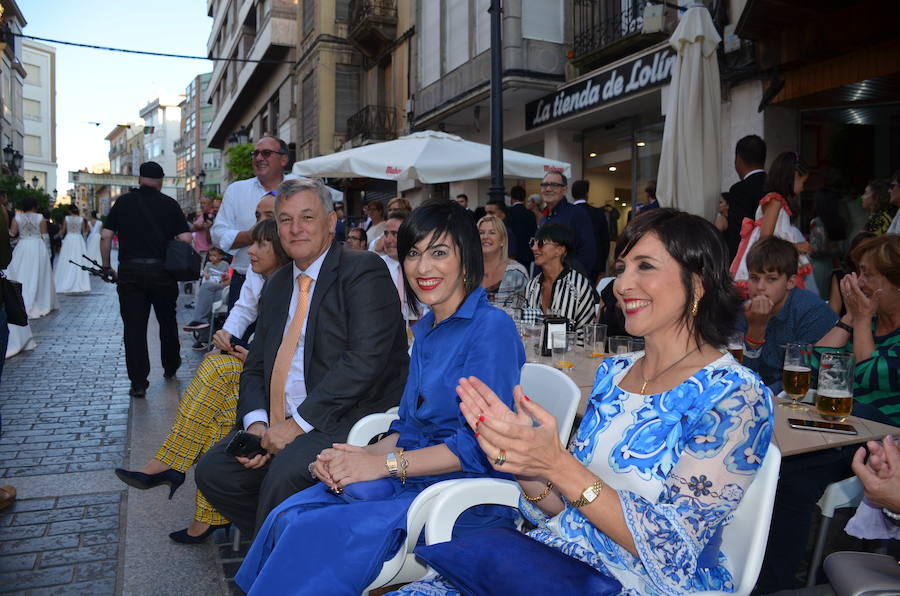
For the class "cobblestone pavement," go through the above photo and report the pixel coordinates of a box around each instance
[0,276,222,595]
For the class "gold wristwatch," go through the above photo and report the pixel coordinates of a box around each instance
[571,477,604,508]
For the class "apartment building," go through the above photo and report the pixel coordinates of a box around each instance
[105,123,144,199]
[139,97,181,198]
[21,39,56,193]
[175,72,221,210]
[0,0,26,177]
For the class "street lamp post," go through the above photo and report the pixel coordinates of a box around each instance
[236,126,250,145]
[198,169,206,208]
[31,175,39,189]
[487,0,505,204]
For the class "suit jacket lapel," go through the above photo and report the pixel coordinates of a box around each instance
[303,242,340,373]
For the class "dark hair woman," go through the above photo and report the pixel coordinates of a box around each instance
[828,231,876,317]
[523,223,597,332]
[399,208,774,595]
[731,151,813,295]
[114,218,291,543]
[862,178,897,236]
[234,199,526,594]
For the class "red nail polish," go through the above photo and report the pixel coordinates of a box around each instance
[475,432,479,438]
[479,415,485,422]
[523,395,531,401]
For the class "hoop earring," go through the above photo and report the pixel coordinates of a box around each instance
[691,297,699,318]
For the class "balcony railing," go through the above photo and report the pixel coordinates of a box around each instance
[573,0,653,63]
[347,105,397,142]
[347,0,397,57]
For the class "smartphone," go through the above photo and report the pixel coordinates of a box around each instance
[230,336,251,351]
[225,430,267,457]
[788,418,858,435]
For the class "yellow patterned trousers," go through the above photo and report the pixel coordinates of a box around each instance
[155,353,242,525]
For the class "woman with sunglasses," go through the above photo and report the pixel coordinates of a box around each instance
[523,224,597,332]
[731,151,813,295]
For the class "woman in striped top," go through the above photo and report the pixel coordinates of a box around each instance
[524,223,597,332]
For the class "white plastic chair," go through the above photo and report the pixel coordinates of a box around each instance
[348,362,582,594]
[425,445,782,596]
[806,476,864,587]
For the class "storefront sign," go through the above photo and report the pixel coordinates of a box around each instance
[525,47,676,130]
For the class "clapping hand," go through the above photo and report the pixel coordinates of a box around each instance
[841,273,878,323]
[852,435,900,512]
[457,376,566,477]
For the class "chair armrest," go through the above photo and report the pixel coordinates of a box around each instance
[424,478,522,545]
[346,413,399,447]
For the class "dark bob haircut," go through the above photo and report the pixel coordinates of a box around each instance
[68,204,80,215]
[250,218,291,269]
[398,198,483,317]
[765,151,809,199]
[21,196,38,212]
[535,223,575,262]
[614,208,741,349]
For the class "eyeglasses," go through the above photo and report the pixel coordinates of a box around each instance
[252,149,286,159]
[539,182,565,189]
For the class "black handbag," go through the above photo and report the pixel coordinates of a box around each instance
[136,194,202,281]
[1,274,28,326]
[164,238,202,281]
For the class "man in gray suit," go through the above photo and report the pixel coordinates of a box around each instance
[196,178,409,535]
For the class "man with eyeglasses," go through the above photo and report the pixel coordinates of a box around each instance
[212,136,295,310]
[538,171,596,276]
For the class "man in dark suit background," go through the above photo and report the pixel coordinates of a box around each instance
[726,135,767,260]
[196,178,409,535]
[571,179,610,282]
[507,185,536,270]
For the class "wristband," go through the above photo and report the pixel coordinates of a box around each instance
[744,333,764,346]
[834,321,853,334]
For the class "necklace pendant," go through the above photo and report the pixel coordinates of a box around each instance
[640,380,648,393]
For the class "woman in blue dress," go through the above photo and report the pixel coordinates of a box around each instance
[235,199,525,594]
[400,208,775,595]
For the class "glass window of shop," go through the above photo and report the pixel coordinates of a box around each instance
[582,118,664,238]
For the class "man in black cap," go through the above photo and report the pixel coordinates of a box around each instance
[101,161,192,397]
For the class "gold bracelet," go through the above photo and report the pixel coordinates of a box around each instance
[522,481,553,502]
[398,449,409,485]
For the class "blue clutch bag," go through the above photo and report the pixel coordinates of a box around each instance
[337,478,401,503]
[414,527,622,596]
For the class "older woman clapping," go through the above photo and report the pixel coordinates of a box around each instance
[397,208,775,595]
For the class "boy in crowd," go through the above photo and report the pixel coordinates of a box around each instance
[737,236,837,386]
[183,246,231,341]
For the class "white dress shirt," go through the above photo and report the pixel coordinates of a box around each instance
[242,248,330,433]
[888,211,900,235]
[381,254,410,321]
[366,221,386,252]
[222,268,264,339]
[211,174,296,274]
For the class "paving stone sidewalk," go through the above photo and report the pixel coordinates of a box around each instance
[0,277,224,595]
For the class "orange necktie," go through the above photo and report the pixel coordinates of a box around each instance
[269,274,313,424]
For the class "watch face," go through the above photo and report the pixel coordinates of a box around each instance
[585,486,599,501]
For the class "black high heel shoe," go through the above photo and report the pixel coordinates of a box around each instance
[169,523,231,544]
[114,468,185,500]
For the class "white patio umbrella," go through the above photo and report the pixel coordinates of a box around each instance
[292,130,571,183]
[656,4,722,221]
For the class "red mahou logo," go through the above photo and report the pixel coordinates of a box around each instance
[385,166,403,175]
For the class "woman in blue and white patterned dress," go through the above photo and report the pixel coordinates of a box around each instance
[398,208,775,595]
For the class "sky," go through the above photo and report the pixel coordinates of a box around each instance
[19,0,213,193]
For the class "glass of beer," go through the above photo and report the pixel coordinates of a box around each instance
[552,331,574,372]
[782,342,812,409]
[583,324,607,358]
[815,352,854,421]
[727,333,744,364]
[608,336,633,355]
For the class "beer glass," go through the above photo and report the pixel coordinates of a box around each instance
[583,323,607,358]
[552,331,573,371]
[524,323,543,363]
[782,342,812,409]
[608,336,633,355]
[727,333,744,364]
[631,337,645,352]
[816,352,854,421]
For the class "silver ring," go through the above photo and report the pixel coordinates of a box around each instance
[493,449,507,466]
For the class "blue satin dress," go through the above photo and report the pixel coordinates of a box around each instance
[235,287,526,595]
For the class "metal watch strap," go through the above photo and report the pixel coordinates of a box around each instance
[571,477,604,508]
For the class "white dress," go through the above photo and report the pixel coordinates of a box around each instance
[85,219,103,265]
[6,321,36,358]
[54,216,91,293]
[6,212,58,318]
